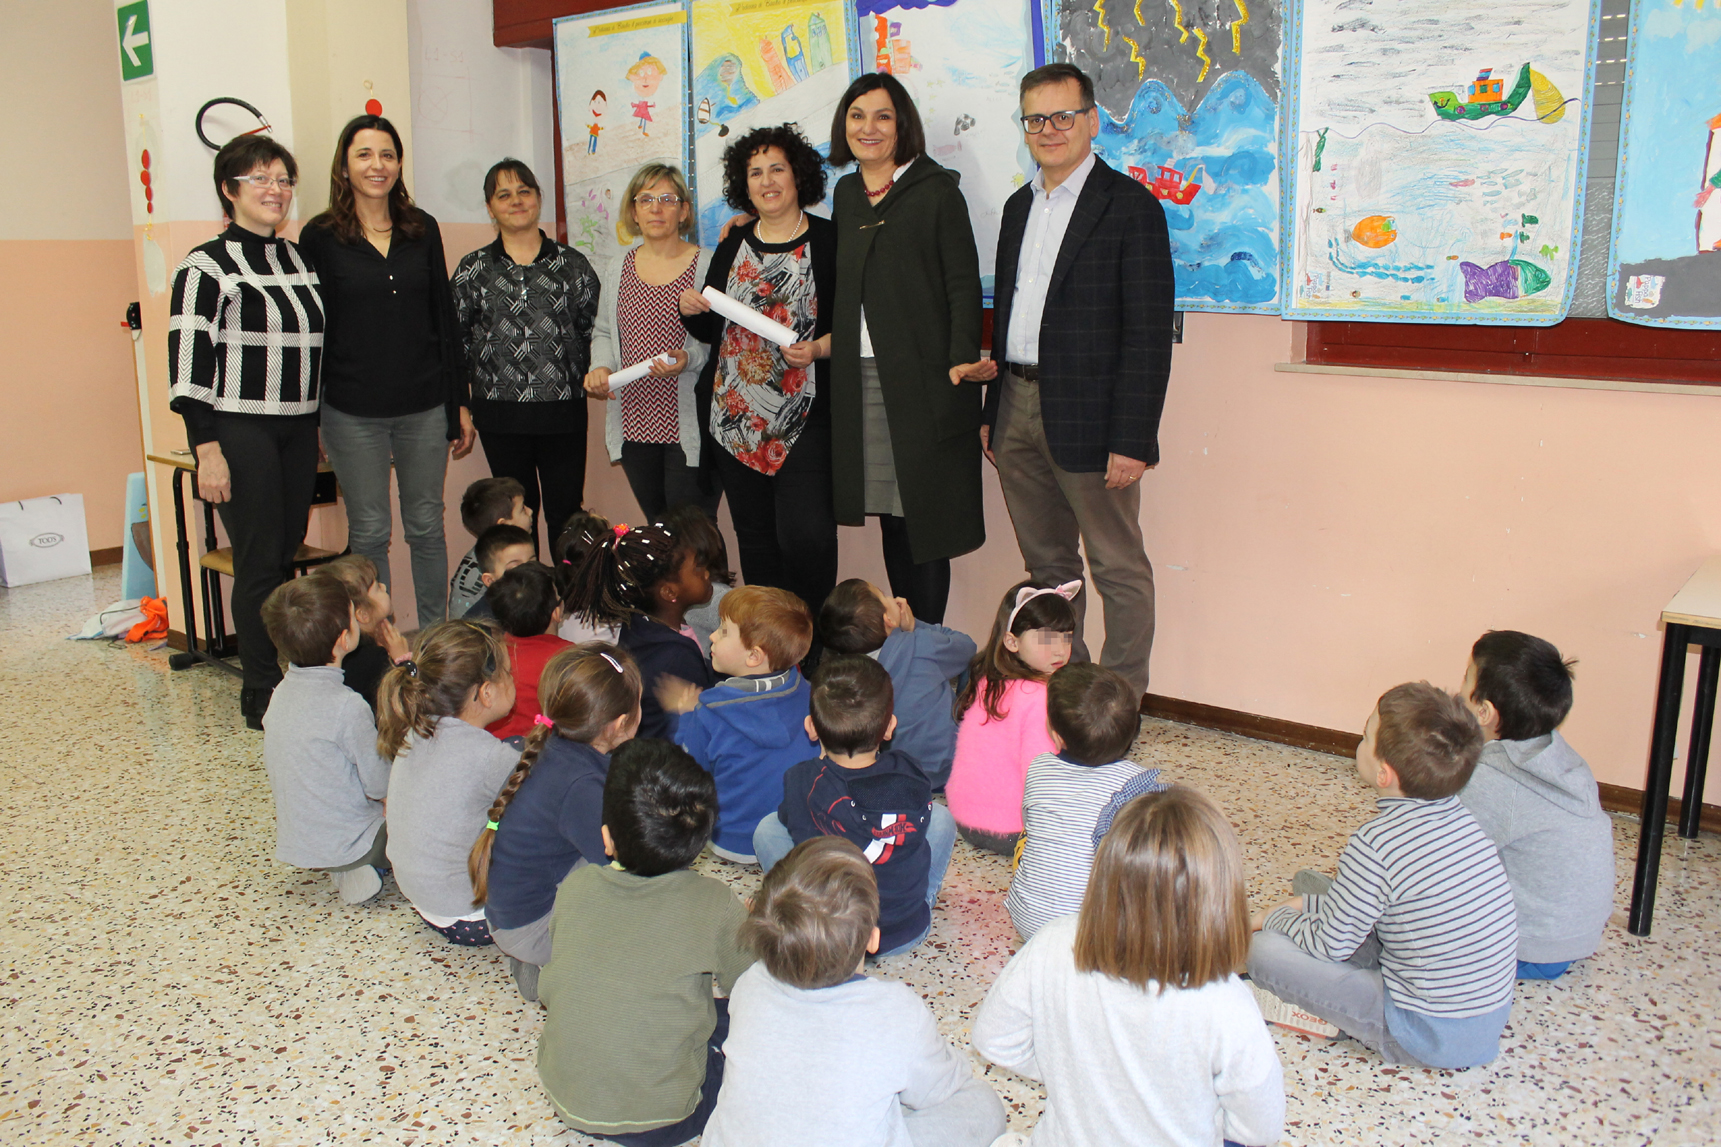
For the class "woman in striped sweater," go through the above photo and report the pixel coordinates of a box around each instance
[168,134,324,729]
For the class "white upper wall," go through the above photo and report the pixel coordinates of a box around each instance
[406,0,556,226]
[0,1,132,240]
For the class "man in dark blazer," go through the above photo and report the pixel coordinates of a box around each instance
[980,62,1174,696]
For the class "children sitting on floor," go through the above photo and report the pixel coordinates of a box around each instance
[703,836,1007,1147]
[1248,682,1518,1069]
[668,585,813,864]
[819,578,976,789]
[1458,630,1614,980]
[484,563,573,740]
[537,737,754,1145]
[756,655,954,957]
[569,523,713,740]
[451,477,533,619]
[975,787,1285,1147]
[553,510,619,644]
[259,575,391,905]
[944,580,1080,855]
[660,504,734,661]
[463,524,537,622]
[470,644,641,1001]
[378,620,519,946]
[1007,662,1165,941]
[316,554,409,713]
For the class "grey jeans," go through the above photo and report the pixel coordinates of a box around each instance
[488,910,554,968]
[320,405,450,627]
[1247,870,1417,1064]
[903,1074,1006,1147]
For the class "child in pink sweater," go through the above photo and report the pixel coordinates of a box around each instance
[944,580,1081,855]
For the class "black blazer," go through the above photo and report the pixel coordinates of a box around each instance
[985,157,1174,472]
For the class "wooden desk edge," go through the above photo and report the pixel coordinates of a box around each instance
[1660,557,1721,630]
[146,453,195,471]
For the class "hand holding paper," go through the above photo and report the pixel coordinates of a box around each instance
[606,353,678,391]
[701,286,798,348]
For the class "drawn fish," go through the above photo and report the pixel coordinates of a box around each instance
[1459,258,1552,302]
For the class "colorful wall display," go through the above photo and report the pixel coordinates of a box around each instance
[1283,0,1599,324]
[690,0,852,243]
[1050,0,1285,313]
[1607,0,1721,329]
[553,1,691,277]
[850,0,1042,299]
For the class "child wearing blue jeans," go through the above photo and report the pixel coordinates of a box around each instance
[755,655,955,957]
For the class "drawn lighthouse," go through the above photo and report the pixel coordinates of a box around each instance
[1700,112,1721,254]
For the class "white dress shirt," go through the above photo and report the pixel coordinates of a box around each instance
[858,160,916,358]
[1005,150,1097,366]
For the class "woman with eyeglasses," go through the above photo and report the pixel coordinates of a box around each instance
[584,164,718,520]
[828,73,988,624]
[452,159,599,543]
[168,134,324,729]
[300,115,475,632]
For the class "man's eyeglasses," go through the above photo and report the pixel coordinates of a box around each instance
[235,174,296,190]
[634,193,683,209]
[1020,108,1093,134]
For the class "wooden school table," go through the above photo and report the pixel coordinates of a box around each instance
[1628,556,1721,936]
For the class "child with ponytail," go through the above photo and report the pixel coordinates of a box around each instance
[380,620,519,946]
[553,510,620,645]
[943,580,1081,856]
[469,644,642,1000]
[569,523,714,739]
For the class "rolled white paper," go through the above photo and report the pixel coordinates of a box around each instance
[701,286,798,348]
[606,353,677,390]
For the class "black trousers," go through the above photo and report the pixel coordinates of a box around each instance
[480,428,587,543]
[210,413,320,691]
[879,514,950,624]
[620,441,721,522]
[711,415,838,620]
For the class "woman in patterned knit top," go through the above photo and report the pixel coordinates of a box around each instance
[584,165,717,521]
[680,125,838,625]
[452,159,599,543]
[168,134,324,730]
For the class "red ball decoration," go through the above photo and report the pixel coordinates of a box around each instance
[140,149,150,169]
[365,98,383,116]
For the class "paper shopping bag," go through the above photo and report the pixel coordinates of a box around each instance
[0,493,92,587]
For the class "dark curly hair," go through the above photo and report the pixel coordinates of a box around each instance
[721,124,828,216]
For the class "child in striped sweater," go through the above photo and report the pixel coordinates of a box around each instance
[1248,682,1518,1069]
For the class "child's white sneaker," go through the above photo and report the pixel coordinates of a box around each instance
[331,865,382,905]
[1251,985,1340,1039]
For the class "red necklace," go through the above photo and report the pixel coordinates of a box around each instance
[863,179,893,200]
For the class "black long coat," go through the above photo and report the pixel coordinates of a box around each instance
[830,157,985,564]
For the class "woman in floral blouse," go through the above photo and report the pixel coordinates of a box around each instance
[452,159,598,541]
[680,125,836,622]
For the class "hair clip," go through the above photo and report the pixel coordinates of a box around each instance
[485,819,500,832]
[400,658,419,678]
[599,652,624,674]
[533,713,556,729]
[613,523,630,538]
[1006,579,1083,632]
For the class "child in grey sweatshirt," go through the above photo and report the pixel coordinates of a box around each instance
[1459,631,1615,978]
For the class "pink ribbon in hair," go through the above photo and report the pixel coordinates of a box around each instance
[533,713,556,729]
[613,524,630,538]
[1005,579,1083,632]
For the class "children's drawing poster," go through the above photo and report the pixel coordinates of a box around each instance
[553,2,691,274]
[1607,0,1721,329]
[849,0,1043,300]
[1283,0,1599,324]
[1050,0,1284,313]
[690,0,851,243]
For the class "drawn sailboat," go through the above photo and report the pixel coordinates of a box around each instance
[1126,164,1206,205]
[1429,64,1563,123]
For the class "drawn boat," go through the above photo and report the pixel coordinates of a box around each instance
[1429,63,1535,121]
[1126,164,1206,204]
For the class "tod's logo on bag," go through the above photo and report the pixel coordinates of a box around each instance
[30,533,65,549]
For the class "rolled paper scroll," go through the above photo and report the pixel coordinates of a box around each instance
[701,286,799,348]
[606,352,678,390]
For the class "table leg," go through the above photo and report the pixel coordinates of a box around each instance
[166,467,202,671]
[1629,622,1690,936]
[1679,645,1718,840]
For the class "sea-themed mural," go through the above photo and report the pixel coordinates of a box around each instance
[1283,0,1598,323]
[691,0,852,244]
[1608,0,1721,329]
[554,2,690,278]
[850,0,1042,300]
[1052,0,1284,313]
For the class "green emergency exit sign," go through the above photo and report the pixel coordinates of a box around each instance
[117,1,153,81]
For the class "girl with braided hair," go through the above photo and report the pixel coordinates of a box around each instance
[379,619,517,945]
[469,644,642,1000]
[568,523,714,739]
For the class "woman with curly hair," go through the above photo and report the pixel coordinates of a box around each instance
[680,125,837,623]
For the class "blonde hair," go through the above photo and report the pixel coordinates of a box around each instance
[620,163,694,240]
[1074,787,1249,992]
[318,554,383,625]
[376,620,511,760]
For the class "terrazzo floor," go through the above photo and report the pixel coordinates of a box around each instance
[2,568,1717,1146]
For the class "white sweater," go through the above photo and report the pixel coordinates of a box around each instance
[972,915,1284,1147]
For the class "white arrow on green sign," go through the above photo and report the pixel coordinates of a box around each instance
[117,1,153,81]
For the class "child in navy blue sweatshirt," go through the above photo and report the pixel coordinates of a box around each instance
[820,578,976,789]
[668,586,814,863]
[755,655,955,957]
[567,523,713,740]
[468,643,642,1000]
